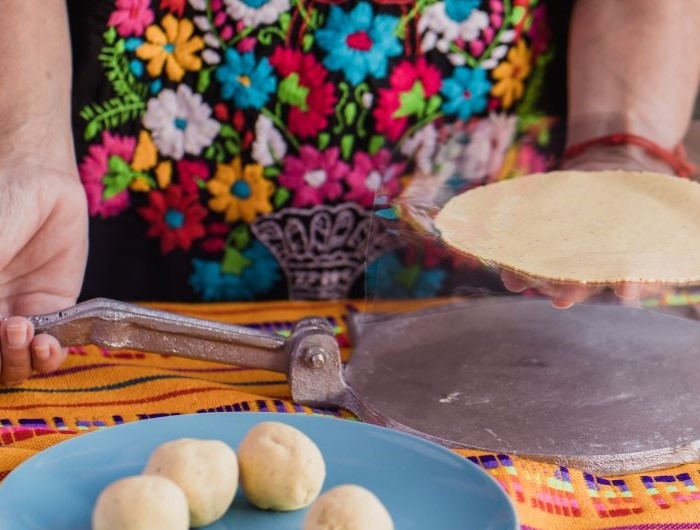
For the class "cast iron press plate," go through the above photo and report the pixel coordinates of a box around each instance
[346,298,700,474]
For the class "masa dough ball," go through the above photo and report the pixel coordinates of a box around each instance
[91,475,189,530]
[237,421,326,511]
[143,438,238,527]
[303,484,394,530]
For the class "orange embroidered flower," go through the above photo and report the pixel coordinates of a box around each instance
[206,157,274,223]
[136,14,204,82]
[491,40,532,109]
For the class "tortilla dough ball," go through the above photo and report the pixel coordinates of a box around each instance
[92,475,189,530]
[143,438,238,527]
[237,421,326,511]
[303,484,394,530]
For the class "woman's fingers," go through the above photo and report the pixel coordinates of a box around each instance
[31,333,66,374]
[0,316,35,385]
[501,269,602,309]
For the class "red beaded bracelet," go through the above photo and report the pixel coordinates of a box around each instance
[562,133,697,178]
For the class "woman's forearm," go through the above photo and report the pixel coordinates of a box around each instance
[0,1,75,167]
[567,0,700,150]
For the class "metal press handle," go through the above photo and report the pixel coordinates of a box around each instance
[28,298,290,373]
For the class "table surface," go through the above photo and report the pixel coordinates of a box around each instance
[2,298,700,530]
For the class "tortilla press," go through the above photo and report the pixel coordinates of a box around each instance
[29,296,700,475]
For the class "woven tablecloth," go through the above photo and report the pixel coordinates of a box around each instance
[1,299,700,530]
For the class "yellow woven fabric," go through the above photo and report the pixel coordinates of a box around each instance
[1,299,699,530]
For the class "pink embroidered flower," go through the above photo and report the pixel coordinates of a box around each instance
[176,159,210,194]
[79,132,136,218]
[107,0,155,37]
[528,4,552,60]
[269,48,337,139]
[279,146,349,207]
[345,149,405,208]
[138,185,207,254]
[373,58,442,142]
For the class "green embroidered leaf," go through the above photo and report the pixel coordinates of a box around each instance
[104,26,117,46]
[510,5,526,25]
[264,166,281,178]
[341,134,354,161]
[197,69,212,93]
[302,34,314,52]
[81,96,146,140]
[221,247,252,276]
[224,139,240,155]
[279,12,291,32]
[273,187,291,208]
[278,73,309,111]
[318,133,331,150]
[537,127,551,146]
[204,145,216,160]
[98,43,148,100]
[344,102,357,126]
[394,81,426,119]
[368,135,385,155]
[426,95,442,116]
[103,156,136,199]
[229,225,250,250]
[219,124,237,139]
[107,155,132,175]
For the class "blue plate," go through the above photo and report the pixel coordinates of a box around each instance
[0,412,518,529]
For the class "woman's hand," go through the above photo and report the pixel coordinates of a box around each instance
[0,161,88,385]
[500,142,682,309]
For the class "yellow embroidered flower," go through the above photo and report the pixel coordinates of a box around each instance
[491,40,532,109]
[136,14,204,82]
[207,157,274,223]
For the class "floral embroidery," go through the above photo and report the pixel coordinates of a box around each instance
[279,146,347,207]
[316,2,402,85]
[136,14,204,81]
[491,40,532,109]
[441,66,492,120]
[142,85,220,159]
[373,58,442,142]
[223,0,290,29]
[206,157,274,222]
[78,0,554,302]
[216,49,277,108]
[269,48,336,139]
[139,184,208,253]
[108,0,155,37]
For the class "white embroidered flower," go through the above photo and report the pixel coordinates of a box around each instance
[459,113,517,181]
[252,115,287,166]
[188,0,207,10]
[401,123,438,174]
[419,4,489,54]
[142,85,220,160]
[224,0,290,29]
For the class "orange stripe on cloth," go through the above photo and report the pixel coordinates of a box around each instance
[1,299,700,530]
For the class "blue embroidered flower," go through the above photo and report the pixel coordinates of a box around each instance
[216,49,277,109]
[441,67,492,120]
[366,252,445,299]
[316,2,402,85]
[189,242,281,301]
[444,0,481,23]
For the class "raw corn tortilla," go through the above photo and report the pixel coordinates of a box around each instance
[434,170,700,285]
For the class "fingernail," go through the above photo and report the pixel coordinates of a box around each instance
[6,323,27,348]
[33,343,50,361]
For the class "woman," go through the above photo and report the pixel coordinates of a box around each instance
[0,0,698,384]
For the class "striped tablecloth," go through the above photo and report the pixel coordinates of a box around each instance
[1,299,700,530]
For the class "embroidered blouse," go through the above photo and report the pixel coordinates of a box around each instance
[67,0,566,302]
